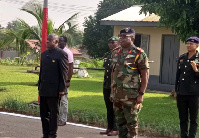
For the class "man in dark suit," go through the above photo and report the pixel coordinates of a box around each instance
[38,34,68,138]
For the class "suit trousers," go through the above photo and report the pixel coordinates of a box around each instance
[40,96,59,138]
[59,88,69,122]
[103,88,117,130]
[177,95,199,138]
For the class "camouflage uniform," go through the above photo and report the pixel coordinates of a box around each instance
[111,45,149,138]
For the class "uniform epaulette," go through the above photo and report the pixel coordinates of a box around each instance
[176,53,187,62]
[136,47,144,53]
[179,53,187,59]
[180,53,187,57]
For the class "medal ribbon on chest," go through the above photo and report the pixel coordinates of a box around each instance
[126,49,142,70]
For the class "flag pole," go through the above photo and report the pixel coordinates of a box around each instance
[38,0,48,103]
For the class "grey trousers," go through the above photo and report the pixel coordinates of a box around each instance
[59,88,69,122]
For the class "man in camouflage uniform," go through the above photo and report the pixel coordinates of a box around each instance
[100,36,120,136]
[111,28,149,138]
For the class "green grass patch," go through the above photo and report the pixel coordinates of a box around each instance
[1,97,39,115]
[0,65,198,137]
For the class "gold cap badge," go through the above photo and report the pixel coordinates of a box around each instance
[125,28,129,32]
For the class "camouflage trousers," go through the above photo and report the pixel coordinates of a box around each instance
[113,98,142,138]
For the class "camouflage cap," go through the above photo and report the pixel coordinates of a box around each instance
[187,37,199,44]
[120,27,135,34]
[108,36,119,42]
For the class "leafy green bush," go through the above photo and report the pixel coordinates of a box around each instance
[68,109,106,127]
[79,62,96,68]
[0,56,39,66]
[14,57,20,64]
[79,59,103,68]
[0,57,12,65]
[1,97,39,115]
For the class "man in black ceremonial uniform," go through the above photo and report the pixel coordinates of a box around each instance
[174,37,199,138]
[100,36,120,136]
[38,34,68,138]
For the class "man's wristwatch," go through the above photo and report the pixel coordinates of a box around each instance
[138,91,144,95]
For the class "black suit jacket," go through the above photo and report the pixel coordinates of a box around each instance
[175,52,199,95]
[38,47,68,97]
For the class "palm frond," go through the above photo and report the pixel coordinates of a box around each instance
[65,24,78,33]
[18,19,41,42]
[47,20,54,35]
[21,8,43,30]
[0,34,15,48]
[21,1,43,30]
[56,13,79,32]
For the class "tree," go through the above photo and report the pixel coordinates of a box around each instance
[137,0,199,42]
[0,24,4,30]
[3,1,82,54]
[6,20,20,31]
[20,1,82,47]
[83,0,139,58]
[0,24,16,50]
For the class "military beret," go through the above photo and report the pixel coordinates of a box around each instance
[108,36,119,42]
[120,27,135,34]
[186,37,199,44]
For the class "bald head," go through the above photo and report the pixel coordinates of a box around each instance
[46,34,59,49]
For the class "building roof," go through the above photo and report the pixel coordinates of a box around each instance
[101,5,160,27]
[140,13,160,22]
[25,39,40,50]
[68,48,82,55]
[25,39,82,55]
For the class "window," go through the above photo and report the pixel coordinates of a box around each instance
[134,34,150,56]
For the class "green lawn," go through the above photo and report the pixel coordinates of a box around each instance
[0,65,198,137]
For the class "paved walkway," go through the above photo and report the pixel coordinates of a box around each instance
[0,112,147,138]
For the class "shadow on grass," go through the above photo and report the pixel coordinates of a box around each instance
[0,82,38,87]
[70,79,103,93]
[9,70,39,75]
[0,86,7,92]
[68,95,106,115]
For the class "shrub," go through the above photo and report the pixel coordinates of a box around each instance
[1,97,39,115]
[79,59,103,68]
[0,56,39,66]
[14,57,20,64]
